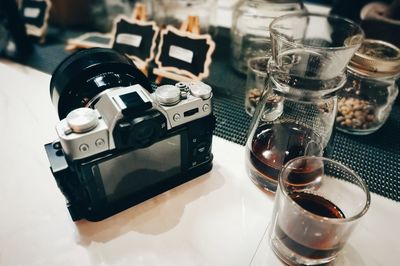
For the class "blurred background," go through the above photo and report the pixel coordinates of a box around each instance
[1,0,399,61]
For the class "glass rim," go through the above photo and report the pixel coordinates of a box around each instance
[278,156,371,224]
[269,13,365,51]
[347,65,400,80]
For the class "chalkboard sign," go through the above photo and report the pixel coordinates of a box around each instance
[20,0,51,38]
[155,26,215,80]
[111,16,159,65]
[67,33,112,50]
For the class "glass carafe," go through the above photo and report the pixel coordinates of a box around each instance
[245,13,364,192]
[230,0,306,74]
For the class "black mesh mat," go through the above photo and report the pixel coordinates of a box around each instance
[211,89,400,202]
[20,27,400,202]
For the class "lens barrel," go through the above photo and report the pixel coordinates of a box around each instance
[50,48,152,119]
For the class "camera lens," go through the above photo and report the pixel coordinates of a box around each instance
[50,48,152,119]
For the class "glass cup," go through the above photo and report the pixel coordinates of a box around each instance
[269,156,371,265]
[245,56,269,116]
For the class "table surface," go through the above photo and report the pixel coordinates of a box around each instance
[1,60,400,266]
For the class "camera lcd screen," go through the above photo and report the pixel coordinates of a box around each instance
[97,134,181,202]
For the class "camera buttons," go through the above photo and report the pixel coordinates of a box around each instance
[189,83,212,100]
[173,113,181,121]
[193,142,209,156]
[202,104,210,112]
[180,91,188,99]
[79,144,89,152]
[155,85,181,106]
[66,108,99,133]
[95,138,105,147]
[175,82,189,91]
[52,142,61,149]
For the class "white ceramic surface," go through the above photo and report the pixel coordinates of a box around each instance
[0,60,399,266]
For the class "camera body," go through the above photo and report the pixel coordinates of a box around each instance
[45,49,215,221]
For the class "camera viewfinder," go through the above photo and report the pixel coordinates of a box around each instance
[119,92,152,116]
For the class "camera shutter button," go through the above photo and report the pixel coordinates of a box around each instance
[155,85,181,106]
[66,108,99,133]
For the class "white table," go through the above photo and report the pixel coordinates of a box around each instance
[0,61,399,266]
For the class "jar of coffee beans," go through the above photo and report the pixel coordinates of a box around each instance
[336,39,399,135]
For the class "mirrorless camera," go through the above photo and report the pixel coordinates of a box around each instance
[45,48,215,221]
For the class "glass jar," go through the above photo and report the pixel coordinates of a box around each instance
[245,13,364,192]
[245,56,269,116]
[151,0,216,33]
[336,39,400,135]
[230,0,305,74]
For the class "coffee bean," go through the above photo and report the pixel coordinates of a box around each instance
[247,88,263,108]
[336,116,345,123]
[354,110,363,118]
[367,114,376,122]
[352,118,362,128]
[336,97,378,130]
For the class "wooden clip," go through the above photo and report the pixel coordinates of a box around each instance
[132,3,147,22]
[180,15,200,35]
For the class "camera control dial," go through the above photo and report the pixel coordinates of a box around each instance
[189,83,212,100]
[155,85,181,106]
[175,82,189,91]
[66,108,99,133]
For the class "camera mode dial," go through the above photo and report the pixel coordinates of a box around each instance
[189,82,212,100]
[155,85,181,106]
[66,108,99,133]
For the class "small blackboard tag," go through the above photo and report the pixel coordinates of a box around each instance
[111,16,159,65]
[155,26,215,80]
[20,0,51,37]
[67,33,112,50]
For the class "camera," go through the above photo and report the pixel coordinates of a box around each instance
[45,48,215,221]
